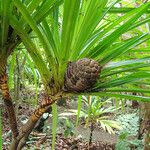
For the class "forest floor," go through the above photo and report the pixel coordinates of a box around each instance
[0,87,139,150]
[1,103,117,150]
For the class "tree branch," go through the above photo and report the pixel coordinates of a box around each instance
[16,92,62,149]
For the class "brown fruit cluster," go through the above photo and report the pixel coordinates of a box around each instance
[64,58,100,92]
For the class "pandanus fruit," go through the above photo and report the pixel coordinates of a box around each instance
[65,58,100,92]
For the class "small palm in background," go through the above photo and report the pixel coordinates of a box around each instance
[81,96,121,146]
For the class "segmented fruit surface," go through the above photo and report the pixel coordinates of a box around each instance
[65,58,100,92]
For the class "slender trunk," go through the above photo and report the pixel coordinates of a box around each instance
[89,122,94,146]
[10,139,19,150]
[16,53,21,93]
[143,103,150,150]
[0,68,63,149]
[17,134,29,150]
[144,129,150,150]
[15,53,21,116]
[139,102,150,150]
[0,109,2,148]
[14,93,61,150]
[0,71,19,138]
[9,96,51,150]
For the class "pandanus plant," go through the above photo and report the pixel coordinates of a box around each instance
[0,0,63,149]
[1,0,150,149]
[80,96,121,146]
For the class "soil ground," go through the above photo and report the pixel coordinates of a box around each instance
[0,89,133,150]
[1,100,118,150]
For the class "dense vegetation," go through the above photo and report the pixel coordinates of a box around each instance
[0,0,150,149]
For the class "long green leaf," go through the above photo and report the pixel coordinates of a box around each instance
[14,0,56,61]
[104,57,150,69]
[70,0,108,59]
[105,88,150,94]
[99,34,150,65]
[96,72,150,89]
[52,103,58,150]
[9,16,50,84]
[105,7,150,14]
[34,0,62,23]
[101,63,150,78]
[1,0,11,49]
[76,96,82,127]
[88,3,150,59]
[82,92,150,102]
[61,0,80,60]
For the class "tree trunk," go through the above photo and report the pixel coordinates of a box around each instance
[139,102,150,150]
[14,93,61,150]
[144,129,150,150]
[0,71,19,138]
[14,53,21,116]
[89,122,94,146]
[0,68,63,149]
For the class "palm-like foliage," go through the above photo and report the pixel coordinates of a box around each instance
[1,0,150,149]
[81,96,121,133]
[0,0,62,149]
[10,0,150,99]
[81,96,121,145]
[70,96,122,145]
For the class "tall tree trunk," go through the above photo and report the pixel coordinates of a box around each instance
[0,70,19,149]
[139,102,150,150]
